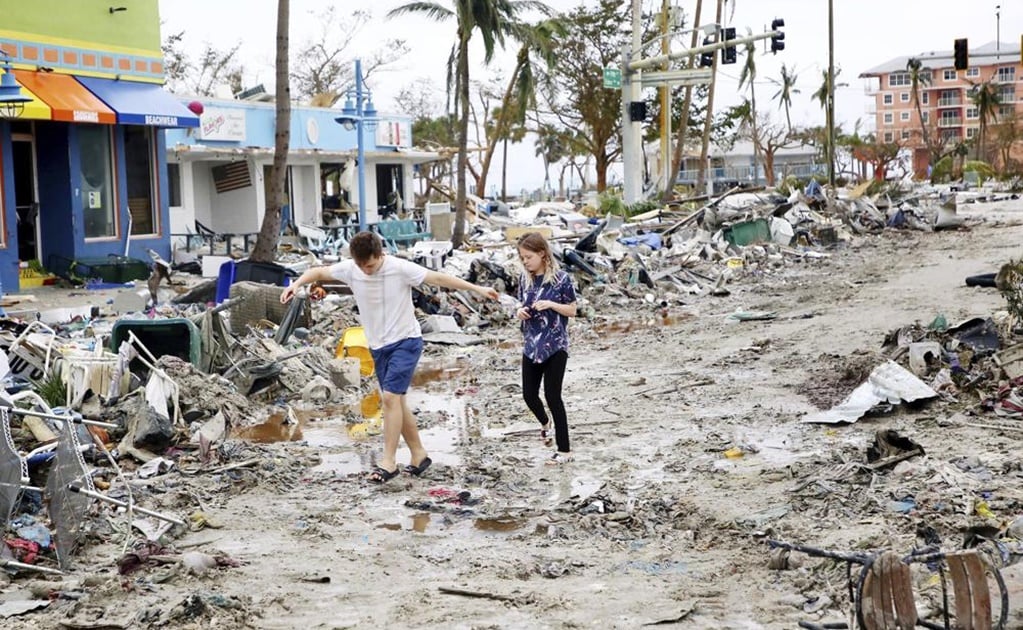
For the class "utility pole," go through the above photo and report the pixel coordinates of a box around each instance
[659,0,671,194]
[621,8,785,203]
[662,0,702,202]
[827,0,836,189]
[621,0,644,205]
[696,0,724,197]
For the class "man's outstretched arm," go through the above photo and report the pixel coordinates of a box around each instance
[423,270,499,301]
[280,266,337,303]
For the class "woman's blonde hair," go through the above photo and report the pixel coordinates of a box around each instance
[517,232,559,285]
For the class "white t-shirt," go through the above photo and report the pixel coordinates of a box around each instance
[329,256,428,349]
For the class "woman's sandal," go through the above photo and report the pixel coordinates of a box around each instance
[545,452,572,466]
[540,424,553,447]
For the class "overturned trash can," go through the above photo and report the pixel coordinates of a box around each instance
[110,318,201,371]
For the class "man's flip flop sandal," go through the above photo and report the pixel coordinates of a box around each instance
[368,466,401,483]
[404,457,432,476]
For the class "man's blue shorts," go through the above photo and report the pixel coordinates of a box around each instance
[370,336,423,395]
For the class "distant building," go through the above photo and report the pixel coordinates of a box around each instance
[164,97,438,248]
[0,1,198,291]
[860,41,1023,177]
[669,140,821,192]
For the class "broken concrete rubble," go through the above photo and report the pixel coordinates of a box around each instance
[2,179,1023,627]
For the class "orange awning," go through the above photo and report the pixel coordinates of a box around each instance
[14,70,115,124]
[11,83,50,121]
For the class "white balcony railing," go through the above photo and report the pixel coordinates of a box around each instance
[938,116,963,128]
[936,98,962,107]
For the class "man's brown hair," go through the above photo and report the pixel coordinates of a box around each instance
[349,231,383,263]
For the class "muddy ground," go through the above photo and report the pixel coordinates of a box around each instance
[8,199,1023,629]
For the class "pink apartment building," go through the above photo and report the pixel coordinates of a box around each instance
[859,41,1023,177]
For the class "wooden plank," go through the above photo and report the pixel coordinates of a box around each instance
[960,551,992,630]
[860,561,883,630]
[876,553,898,629]
[889,555,918,629]
[947,553,976,630]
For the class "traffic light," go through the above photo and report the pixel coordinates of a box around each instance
[700,37,714,67]
[721,27,737,64]
[770,18,785,53]
[954,38,968,71]
[628,101,647,122]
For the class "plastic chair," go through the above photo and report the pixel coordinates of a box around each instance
[771,541,1009,630]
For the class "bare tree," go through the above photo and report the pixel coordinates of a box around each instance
[291,7,409,106]
[161,30,245,96]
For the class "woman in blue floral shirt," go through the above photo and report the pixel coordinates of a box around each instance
[515,232,577,464]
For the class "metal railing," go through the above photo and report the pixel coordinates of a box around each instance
[938,116,963,128]
[676,162,823,186]
[170,215,430,257]
[936,98,962,107]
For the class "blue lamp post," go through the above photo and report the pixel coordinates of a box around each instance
[334,59,377,232]
[0,54,30,118]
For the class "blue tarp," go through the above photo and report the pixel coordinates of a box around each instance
[76,77,199,127]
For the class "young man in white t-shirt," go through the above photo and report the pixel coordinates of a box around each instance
[281,231,499,483]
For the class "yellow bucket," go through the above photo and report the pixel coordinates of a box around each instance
[336,326,375,377]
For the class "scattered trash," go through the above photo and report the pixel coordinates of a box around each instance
[802,361,938,424]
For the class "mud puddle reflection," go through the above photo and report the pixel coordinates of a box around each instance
[236,358,477,474]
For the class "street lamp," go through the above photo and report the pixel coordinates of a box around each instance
[334,59,377,232]
[0,54,30,119]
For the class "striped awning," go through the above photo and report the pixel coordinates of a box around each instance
[14,70,115,124]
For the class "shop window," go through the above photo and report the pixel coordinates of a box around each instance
[80,125,116,239]
[168,163,181,207]
[125,126,157,235]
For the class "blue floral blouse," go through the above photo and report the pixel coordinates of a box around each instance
[519,270,576,363]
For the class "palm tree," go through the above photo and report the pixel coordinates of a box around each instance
[737,33,761,183]
[771,63,799,132]
[251,0,290,263]
[968,80,1001,161]
[534,123,569,197]
[388,0,551,247]
[476,17,565,199]
[906,58,932,170]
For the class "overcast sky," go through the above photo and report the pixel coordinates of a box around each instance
[159,0,1021,192]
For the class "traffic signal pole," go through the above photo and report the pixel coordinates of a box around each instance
[621,0,644,206]
[622,27,784,204]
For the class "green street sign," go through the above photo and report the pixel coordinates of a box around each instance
[603,66,622,89]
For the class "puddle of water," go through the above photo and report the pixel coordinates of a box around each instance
[237,380,472,469]
[310,450,365,475]
[235,413,303,443]
[411,512,431,532]
[375,512,432,533]
[235,406,353,444]
[406,390,469,468]
[413,358,470,387]
[474,516,527,532]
